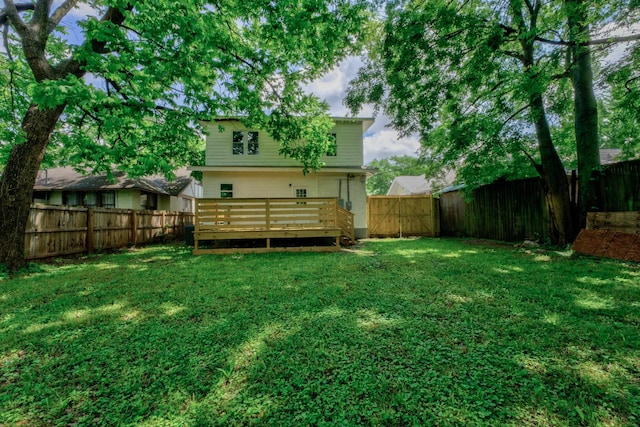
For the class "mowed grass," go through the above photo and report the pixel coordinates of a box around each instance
[1,238,639,426]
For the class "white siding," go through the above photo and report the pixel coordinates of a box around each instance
[202,171,368,231]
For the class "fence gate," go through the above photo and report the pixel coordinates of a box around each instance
[367,196,440,238]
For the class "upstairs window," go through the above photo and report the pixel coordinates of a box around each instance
[247,131,259,155]
[326,133,337,156]
[232,131,244,155]
[221,183,233,198]
[232,131,259,155]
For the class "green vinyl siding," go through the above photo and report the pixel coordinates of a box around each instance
[205,120,364,167]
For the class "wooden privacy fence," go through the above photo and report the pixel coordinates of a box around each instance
[438,159,640,242]
[25,204,194,260]
[439,178,548,242]
[593,159,640,212]
[367,196,440,238]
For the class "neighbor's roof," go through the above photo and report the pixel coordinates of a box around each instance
[34,167,195,196]
[600,149,622,165]
[390,175,432,195]
[388,170,457,195]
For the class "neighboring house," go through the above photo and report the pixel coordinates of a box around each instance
[599,148,622,165]
[191,117,375,239]
[33,167,202,212]
[387,170,457,196]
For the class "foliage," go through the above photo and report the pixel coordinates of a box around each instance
[0,0,370,176]
[365,155,426,194]
[346,0,640,187]
[604,40,640,159]
[1,239,639,425]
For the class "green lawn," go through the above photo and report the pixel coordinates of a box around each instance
[1,239,639,426]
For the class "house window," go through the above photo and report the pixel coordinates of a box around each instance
[83,192,98,207]
[326,133,337,156]
[220,183,233,198]
[140,192,158,210]
[232,131,259,155]
[32,191,49,203]
[101,191,116,208]
[295,187,307,204]
[232,131,244,155]
[63,191,80,206]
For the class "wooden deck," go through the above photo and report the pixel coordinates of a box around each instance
[193,198,355,254]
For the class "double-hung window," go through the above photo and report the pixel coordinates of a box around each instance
[326,133,337,156]
[232,131,259,155]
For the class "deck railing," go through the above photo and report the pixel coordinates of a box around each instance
[193,198,355,253]
[337,205,355,243]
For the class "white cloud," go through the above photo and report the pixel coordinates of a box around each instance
[305,57,364,116]
[364,130,420,164]
[307,57,421,163]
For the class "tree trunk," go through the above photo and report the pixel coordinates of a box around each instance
[566,0,601,229]
[0,104,65,272]
[516,14,576,245]
[529,93,576,245]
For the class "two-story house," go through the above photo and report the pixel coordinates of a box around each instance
[191,117,374,239]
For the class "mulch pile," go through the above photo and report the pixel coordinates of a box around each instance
[572,229,640,262]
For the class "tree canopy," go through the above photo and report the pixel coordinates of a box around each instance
[347,0,640,243]
[0,0,370,271]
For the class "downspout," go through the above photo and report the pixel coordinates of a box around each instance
[346,174,352,211]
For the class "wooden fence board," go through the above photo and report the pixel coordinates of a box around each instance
[367,196,439,238]
[438,178,549,242]
[25,204,194,260]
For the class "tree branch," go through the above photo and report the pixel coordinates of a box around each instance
[30,0,51,30]
[625,75,640,92]
[535,32,640,46]
[56,5,131,77]
[48,0,80,34]
[0,1,33,37]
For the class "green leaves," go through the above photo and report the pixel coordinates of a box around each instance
[348,0,640,191]
[1,0,371,177]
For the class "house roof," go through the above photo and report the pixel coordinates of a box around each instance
[389,175,432,195]
[388,170,457,195]
[208,116,375,133]
[600,149,622,165]
[34,167,195,196]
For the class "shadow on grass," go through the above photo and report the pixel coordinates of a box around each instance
[1,239,638,426]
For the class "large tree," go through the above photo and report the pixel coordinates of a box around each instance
[347,0,640,244]
[0,0,369,271]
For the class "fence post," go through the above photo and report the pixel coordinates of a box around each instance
[265,199,271,230]
[86,208,94,254]
[28,206,37,258]
[398,197,403,238]
[131,210,138,245]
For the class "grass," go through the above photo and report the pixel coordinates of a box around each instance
[0,238,639,426]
